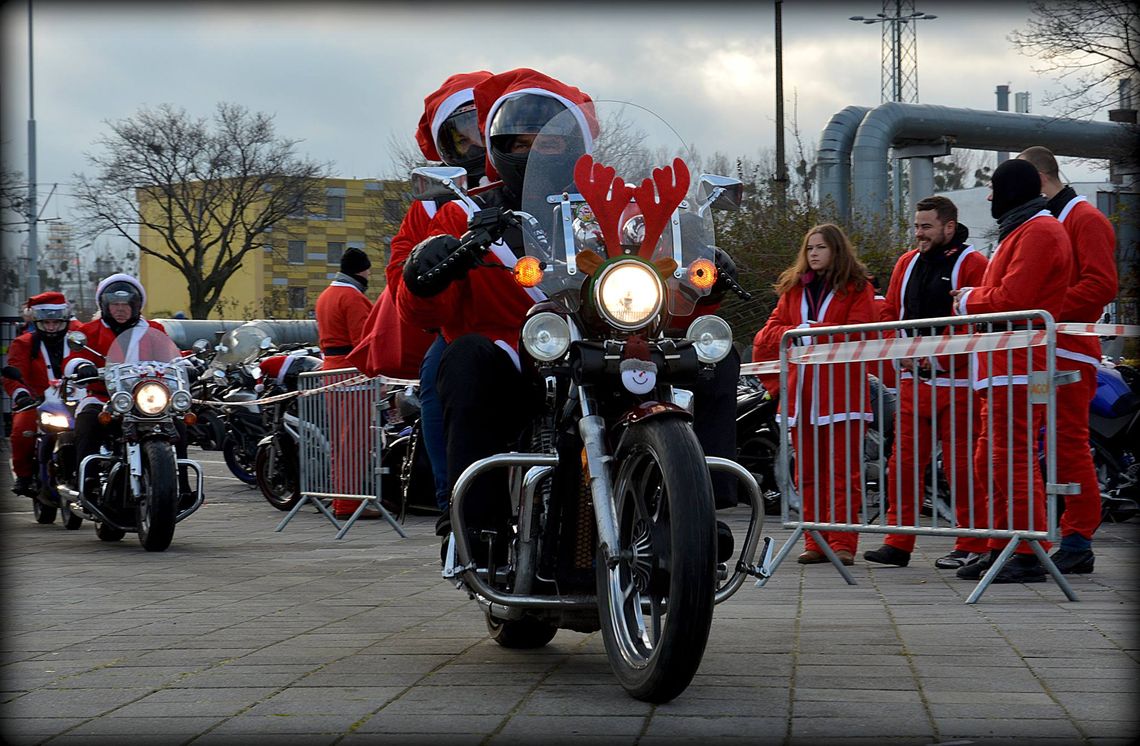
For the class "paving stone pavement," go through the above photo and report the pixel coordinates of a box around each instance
[1,442,1137,745]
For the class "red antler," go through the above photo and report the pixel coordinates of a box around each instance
[574,155,634,254]
[632,158,690,259]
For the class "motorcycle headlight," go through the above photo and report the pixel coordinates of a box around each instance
[111,391,134,414]
[686,315,733,364]
[171,390,193,412]
[521,312,571,362]
[593,260,663,331]
[39,410,71,430]
[134,382,170,415]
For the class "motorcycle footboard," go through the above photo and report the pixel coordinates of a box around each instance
[175,459,205,522]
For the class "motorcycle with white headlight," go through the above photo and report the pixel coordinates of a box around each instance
[70,328,205,551]
[413,101,769,704]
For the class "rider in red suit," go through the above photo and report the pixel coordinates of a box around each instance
[952,159,1074,584]
[63,274,176,500]
[1019,146,1118,576]
[4,291,80,495]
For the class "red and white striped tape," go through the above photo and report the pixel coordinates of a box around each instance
[1055,322,1140,337]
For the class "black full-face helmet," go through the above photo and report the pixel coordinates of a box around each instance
[436,102,486,181]
[33,306,69,341]
[488,93,581,198]
[99,281,143,329]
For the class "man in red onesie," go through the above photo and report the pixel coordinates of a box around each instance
[1019,146,1118,575]
[952,159,1074,583]
[863,196,990,569]
[4,291,79,496]
[314,246,376,518]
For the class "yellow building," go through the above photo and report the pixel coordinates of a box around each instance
[138,178,409,319]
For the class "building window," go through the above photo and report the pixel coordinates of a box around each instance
[287,240,306,264]
[327,241,344,266]
[326,194,345,220]
[288,286,307,311]
[383,198,403,223]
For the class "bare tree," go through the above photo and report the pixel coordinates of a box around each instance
[383,130,432,180]
[1009,0,1140,117]
[72,103,332,318]
[1,166,27,223]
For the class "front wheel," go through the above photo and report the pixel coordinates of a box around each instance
[597,418,716,704]
[223,436,258,485]
[255,438,301,511]
[137,440,178,551]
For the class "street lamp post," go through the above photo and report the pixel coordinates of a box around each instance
[850,3,937,221]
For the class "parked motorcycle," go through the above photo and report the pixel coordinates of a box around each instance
[182,339,227,452]
[68,328,205,551]
[415,101,766,703]
[1088,360,1139,522]
[212,326,275,485]
[253,348,322,511]
[379,385,438,520]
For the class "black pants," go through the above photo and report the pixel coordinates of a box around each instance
[75,405,192,494]
[436,335,741,529]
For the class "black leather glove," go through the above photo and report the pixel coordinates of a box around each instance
[73,362,99,383]
[13,391,34,410]
[403,234,476,298]
[712,248,738,293]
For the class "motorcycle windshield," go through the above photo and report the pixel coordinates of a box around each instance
[105,327,183,367]
[214,325,269,366]
[519,100,716,318]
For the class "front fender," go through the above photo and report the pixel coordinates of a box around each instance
[616,400,693,429]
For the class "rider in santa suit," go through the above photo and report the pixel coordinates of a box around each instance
[349,70,493,513]
[952,158,1074,584]
[4,291,80,496]
[1017,146,1118,575]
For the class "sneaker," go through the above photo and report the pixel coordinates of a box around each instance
[956,550,998,580]
[1049,547,1094,575]
[716,520,734,565]
[991,554,1047,584]
[934,549,975,569]
[863,544,911,567]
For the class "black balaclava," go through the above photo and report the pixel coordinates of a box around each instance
[991,158,1042,220]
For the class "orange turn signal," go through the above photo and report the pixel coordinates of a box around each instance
[513,255,544,288]
[97,411,114,426]
[183,412,198,426]
[688,258,717,290]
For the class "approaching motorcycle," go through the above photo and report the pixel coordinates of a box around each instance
[1,367,83,529]
[416,101,766,703]
[69,328,205,551]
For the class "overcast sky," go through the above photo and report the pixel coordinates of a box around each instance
[0,0,1117,244]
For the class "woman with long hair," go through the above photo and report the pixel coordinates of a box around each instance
[753,223,876,565]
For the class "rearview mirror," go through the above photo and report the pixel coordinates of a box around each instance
[191,339,210,353]
[259,337,273,350]
[66,331,88,351]
[411,166,478,210]
[696,174,744,216]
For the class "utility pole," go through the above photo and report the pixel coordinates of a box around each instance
[850,1,937,221]
[773,0,788,212]
[26,0,40,296]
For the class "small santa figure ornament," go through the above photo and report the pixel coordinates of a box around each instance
[619,336,657,395]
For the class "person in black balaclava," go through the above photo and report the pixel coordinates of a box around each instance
[949,159,1074,584]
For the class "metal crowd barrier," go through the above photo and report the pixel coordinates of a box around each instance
[753,310,1078,603]
[279,367,406,540]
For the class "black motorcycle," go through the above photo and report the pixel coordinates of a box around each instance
[68,328,205,551]
[253,350,322,511]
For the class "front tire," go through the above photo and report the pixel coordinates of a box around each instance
[597,418,716,703]
[255,438,301,511]
[137,440,178,551]
[223,436,258,485]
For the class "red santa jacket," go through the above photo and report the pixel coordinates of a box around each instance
[396,199,539,365]
[955,212,1073,387]
[882,245,988,387]
[315,279,373,371]
[1056,196,1118,368]
[3,323,81,401]
[62,317,170,404]
[752,278,876,427]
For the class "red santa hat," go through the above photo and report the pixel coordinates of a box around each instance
[415,70,494,161]
[473,68,598,182]
[27,291,69,315]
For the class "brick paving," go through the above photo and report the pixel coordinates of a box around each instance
[1,442,1137,745]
